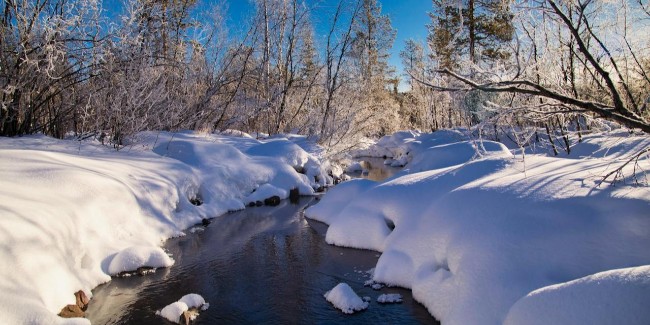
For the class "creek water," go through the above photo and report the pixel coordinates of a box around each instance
[349,157,403,182]
[86,159,437,324]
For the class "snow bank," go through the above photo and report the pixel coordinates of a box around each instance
[324,283,369,314]
[150,132,318,210]
[0,131,330,324]
[505,265,650,325]
[353,129,466,160]
[307,130,650,324]
[156,293,209,324]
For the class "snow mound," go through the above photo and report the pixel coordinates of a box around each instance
[155,294,209,323]
[324,283,369,314]
[354,130,421,158]
[305,179,375,225]
[353,129,466,160]
[505,265,650,325]
[310,130,650,324]
[107,246,174,275]
[218,129,254,138]
[244,183,288,204]
[179,293,208,309]
[407,140,511,173]
[377,293,403,304]
[150,132,319,206]
[246,139,310,168]
[157,301,188,323]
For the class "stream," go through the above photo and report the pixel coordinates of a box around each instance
[86,158,437,324]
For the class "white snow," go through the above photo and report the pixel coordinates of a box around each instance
[504,265,650,325]
[243,183,288,205]
[157,301,188,323]
[155,295,209,324]
[0,131,331,324]
[377,293,403,304]
[307,130,650,324]
[107,246,174,275]
[324,283,369,314]
[2,127,648,324]
[178,293,208,309]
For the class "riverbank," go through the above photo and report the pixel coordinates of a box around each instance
[0,131,334,324]
[307,129,650,324]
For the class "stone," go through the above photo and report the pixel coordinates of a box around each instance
[59,304,85,318]
[136,266,155,276]
[264,196,281,206]
[255,201,263,207]
[289,188,300,203]
[182,310,191,324]
[74,290,90,310]
[189,196,203,206]
[201,218,210,226]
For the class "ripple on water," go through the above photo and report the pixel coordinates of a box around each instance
[86,197,438,324]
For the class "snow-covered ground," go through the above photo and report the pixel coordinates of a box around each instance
[0,131,333,324]
[307,130,650,324]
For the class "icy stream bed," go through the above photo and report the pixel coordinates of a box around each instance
[85,197,438,324]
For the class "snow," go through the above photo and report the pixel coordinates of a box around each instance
[0,131,331,324]
[178,293,208,309]
[2,127,648,324]
[157,302,188,323]
[504,265,650,325]
[155,295,210,324]
[243,183,288,205]
[307,130,650,324]
[107,246,174,275]
[324,283,369,314]
[377,293,403,304]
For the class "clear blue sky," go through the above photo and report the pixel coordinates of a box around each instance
[224,0,432,90]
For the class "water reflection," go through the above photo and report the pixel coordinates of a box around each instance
[350,157,403,182]
[86,198,438,324]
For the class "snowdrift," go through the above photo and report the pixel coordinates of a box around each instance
[306,130,650,324]
[0,131,332,324]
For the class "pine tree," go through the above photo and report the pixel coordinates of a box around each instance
[351,0,396,87]
[428,0,514,65]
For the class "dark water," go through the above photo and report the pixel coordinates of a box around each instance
[86,197,438,324]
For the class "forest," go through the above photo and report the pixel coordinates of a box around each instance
[2,0,648,153]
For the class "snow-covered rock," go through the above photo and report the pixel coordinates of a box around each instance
[156,293,209,324]
[157,302,189,323]
[107,246,174,275]
[243,183,288,205]
[324,283,369,314]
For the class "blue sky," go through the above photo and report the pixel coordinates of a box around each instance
[223,0,431,90]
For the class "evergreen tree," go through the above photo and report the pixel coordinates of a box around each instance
[428,0,514,66]
[351,0,396,87]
